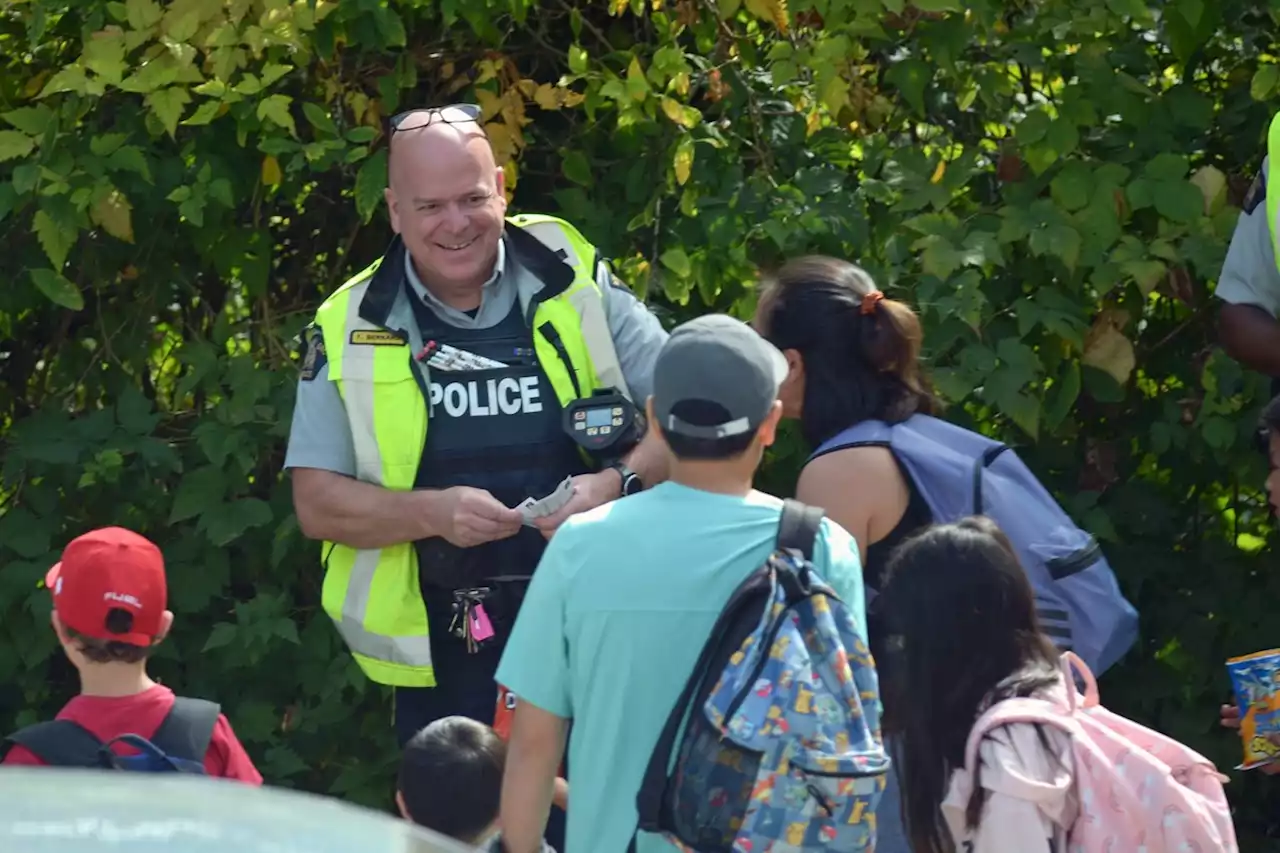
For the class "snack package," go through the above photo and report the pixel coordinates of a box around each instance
[1227,649,1280,770]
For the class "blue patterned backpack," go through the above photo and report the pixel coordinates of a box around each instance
[631,500,889,852]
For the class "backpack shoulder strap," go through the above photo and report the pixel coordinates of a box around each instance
[776,499,825,560]
[807,420,894,463]
[2,720,106,768]
[149,697,221,762]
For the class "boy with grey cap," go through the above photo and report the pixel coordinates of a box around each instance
[494,314,868,853]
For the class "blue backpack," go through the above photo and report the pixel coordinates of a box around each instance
[812,414,1140,675]
[1,697,220,774]
[632,501,889,853]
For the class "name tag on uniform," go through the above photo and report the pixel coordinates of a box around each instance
[350,330,406,346]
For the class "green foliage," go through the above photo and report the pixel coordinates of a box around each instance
[2,0,1280,840]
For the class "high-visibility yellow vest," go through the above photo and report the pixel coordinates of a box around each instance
[311,214,627,687]
[1266,113,1280,265]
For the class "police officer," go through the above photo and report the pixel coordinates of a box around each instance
[1217,114,1280,397]
[282,104,670,747]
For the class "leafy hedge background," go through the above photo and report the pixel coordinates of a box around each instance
[2,0,1280,845]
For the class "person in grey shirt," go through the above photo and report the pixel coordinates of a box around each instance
[1217,161,1280,394]
[283,108,669,849]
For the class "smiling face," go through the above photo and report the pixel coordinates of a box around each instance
[385,119,507,299]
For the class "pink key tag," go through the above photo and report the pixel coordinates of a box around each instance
[471,603,495,642]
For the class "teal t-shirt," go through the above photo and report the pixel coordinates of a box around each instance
[494,481,868,853]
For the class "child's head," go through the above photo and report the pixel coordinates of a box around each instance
[47,527,172,669]
[1261,394,1280,516]
[396,716,507,845]
[875,517,1060,853]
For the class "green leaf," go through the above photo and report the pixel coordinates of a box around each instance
[1015,110,1052,145]
[202,498,272,546]
[354,149,387,224]
[1044,362,1081,431]
[911,0,961,9]
[29,268,83,311]
[257,94,297,137]
[0,508,53,559]
[106,145,151,181]
[660,247,692,277]
[126,0,164,30]
[1153,181,1203,223]
[146,87,191,137]
[33,210,75,271]
[569,44,589,75]
[182,100,222,126]
[1050,162,1093,211]
[90,133,127,157]
[0,131,35,162]
[345,127,377,143]
[886,58,930,115]
[203,623,237,652]
[302,102,338,135]
[1145,153,1189,181]
[169,465,226,524]
[39,66,91,98]
[3,106,53,136]
[1251,65,1280,102]
[562,149,593,187]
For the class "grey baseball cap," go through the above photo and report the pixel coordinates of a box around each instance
[652,314,789,441]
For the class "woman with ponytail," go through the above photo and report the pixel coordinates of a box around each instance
[754,255,938,853]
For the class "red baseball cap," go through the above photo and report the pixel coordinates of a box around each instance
[46,527,167,646]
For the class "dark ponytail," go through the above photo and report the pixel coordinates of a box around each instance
[758,255,938,447]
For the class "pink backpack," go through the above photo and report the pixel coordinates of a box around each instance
[963,652,1238,852]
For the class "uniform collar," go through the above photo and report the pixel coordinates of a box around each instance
[357,221,576,331]
[403,238,505,314]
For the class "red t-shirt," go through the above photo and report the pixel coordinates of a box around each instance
[3,685,262,784]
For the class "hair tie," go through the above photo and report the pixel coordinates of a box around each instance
[861,290,884,315]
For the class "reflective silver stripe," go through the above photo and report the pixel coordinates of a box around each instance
[569,284,630,399]
[335,618,434,666]
[331,286,432,673]
[341,286,385,485]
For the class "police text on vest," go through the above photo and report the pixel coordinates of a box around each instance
[429,376,542,417]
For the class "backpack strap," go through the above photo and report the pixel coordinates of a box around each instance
[149,697,221,762]
[776,499,824,560]
[2,720,108,768]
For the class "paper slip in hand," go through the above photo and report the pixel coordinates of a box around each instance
[517,477,576,526]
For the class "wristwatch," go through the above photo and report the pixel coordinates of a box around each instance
[609,461,644,497]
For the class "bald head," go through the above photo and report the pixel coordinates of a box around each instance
[383,109,508,302]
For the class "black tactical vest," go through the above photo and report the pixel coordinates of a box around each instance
[408,288,589,598]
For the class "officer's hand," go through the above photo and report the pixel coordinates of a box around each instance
[533,470,619,539]
[437,486,524,547]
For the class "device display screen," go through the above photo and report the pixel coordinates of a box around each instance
[586,408,613,428]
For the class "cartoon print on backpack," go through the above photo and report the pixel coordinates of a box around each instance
[633,501,889,853]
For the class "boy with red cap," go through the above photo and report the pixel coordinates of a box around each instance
[1,527,262,783]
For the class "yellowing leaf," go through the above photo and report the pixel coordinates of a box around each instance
[91,189,135,243]
[661,97,697,128]
[930,159,946,184]
[261,155,282,186]
[1190,165,1227,215]
[534,83,562,111]
[1082,310,1135,386]
[146,86,191,137]
[33,209,76,270]
[611,0,629,15]
[30,268,84,311]
[626,56,650,101]
[0,131,36,162]
[673,135,694,185]
[743,0,789,33]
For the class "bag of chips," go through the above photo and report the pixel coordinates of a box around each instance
[1226,649,1280,770]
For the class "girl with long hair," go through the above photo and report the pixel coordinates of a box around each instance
[875,517,1076,852]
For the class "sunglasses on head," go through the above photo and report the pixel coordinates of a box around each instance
[389,103,483,135]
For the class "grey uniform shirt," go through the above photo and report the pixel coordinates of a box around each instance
[283,237,669,476]
[1217,158,1280,318]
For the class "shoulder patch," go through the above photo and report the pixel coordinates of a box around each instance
[1244,171,1266,214]
[299,327,327,381]
[350,329,407,346]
